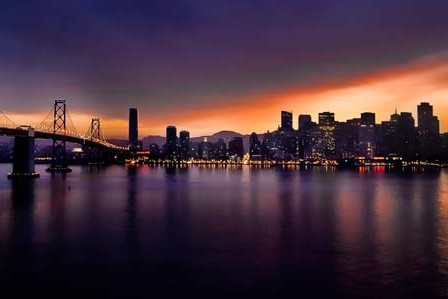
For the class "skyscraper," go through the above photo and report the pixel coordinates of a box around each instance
[179,130,190,160]
[318,112,335,126]
[417,102,440,160]
[165,126,177,159]
[361,112,375,126]
[359,112,376,158]
[298,114,312,131]
[318,112,336,159]
[228,137,244,158]
[397,112,416,160]
[129,108,138,149]
[281,111,293,130]
[249,132,261,156]
[417,102,439,134]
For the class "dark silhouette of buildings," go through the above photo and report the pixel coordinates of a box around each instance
[156,101,445,163]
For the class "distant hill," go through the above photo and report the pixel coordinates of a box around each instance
[107,139,130,147]
[190,130,245,143]
[141,130,264,152]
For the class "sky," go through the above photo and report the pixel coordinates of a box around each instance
[1,0,448,138]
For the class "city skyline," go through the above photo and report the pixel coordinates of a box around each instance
[1,97,447,139]
[1,1,448,136]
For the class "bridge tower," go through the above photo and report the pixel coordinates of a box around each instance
[90,117,101,140]
[46,99,72,173]
[86,117,103,164]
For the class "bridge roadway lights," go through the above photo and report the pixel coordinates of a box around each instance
[7,127,40,179]
[45,167,72,173]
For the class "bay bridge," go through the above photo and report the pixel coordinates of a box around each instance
[0,99,130,178]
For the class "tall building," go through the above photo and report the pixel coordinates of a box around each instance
[281,111,293,130]
[417,102,440,160]
[359,112,376,158]
[165,126,177,159]
[249,132,261,156]
[335,122,358,159]
[298,115,312,131]
[397,112,416,160]
[417,102,439,134]
[261,131,273,160]
[214,138,228,160]
[129,108,138,149]
[318,112,336,159]
[179,130,190,160]
[319,112,335,126]
[228,137,244,158]
[361,112,375,126]
[298,115,316,159]
[199,137,213,160]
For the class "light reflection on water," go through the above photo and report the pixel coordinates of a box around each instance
[0,164,447,297]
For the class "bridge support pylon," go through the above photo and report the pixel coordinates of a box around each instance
[46,98,72,173]
[86,117,103,165]
[8,127,40,179]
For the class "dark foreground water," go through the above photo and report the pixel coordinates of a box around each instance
[0,164,448,298]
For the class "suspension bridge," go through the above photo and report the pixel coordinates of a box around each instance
[0,98,130,178]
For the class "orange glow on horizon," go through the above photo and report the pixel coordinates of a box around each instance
[3,54,448,138]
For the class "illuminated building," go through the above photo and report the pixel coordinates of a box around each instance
[318,112,336,159]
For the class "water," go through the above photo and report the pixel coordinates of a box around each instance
[0,164,448,298]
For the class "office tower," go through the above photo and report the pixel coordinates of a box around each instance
[298,115,312,131]
[361,112,375,126]
[249,132,261,156]
[148,143,161,160]
[261,131,273,160]
[281,111,293,130]
[214,138,228,160]
[335,122,359,159]
[318,112,335,126]
[165,126,177,159]
[228,137,244,158]
[417,102,440,160]
[397,112,416,160]
[199,137,213,160]
[318,112,336,159]
[129,108,138,149]
[179,130,190,160]
[298,115,316,159]
[417,102,439,134]
[359,112,376,158]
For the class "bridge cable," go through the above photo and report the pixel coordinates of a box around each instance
[65,107,79,136]
[0,108,18,128]
[35,107,55,132]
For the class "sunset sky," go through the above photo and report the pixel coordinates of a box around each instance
[1,0,448,138]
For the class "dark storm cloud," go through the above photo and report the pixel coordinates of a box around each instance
[0,0,447,114]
